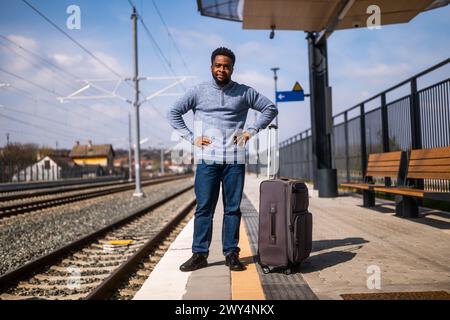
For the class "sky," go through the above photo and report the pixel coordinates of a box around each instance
[0,0,449,151]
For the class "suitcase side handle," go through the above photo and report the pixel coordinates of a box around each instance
[269,203,277,244]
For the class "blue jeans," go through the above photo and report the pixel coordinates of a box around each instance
[192,162,245,256]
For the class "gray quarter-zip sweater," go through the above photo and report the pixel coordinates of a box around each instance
[167,79,278,163]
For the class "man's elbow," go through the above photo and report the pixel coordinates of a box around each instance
[272,105,279,117]
[166,107,179,121]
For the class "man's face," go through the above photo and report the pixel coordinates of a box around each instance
[211,55,233,85]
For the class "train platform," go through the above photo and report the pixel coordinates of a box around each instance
[133,173,450,300]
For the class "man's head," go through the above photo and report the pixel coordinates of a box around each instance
[211,47,235,86]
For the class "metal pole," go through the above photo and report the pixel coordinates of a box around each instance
[255,112,259,177]
[271,67,280,127]
[160,147,164,175]
[267,127,271,178]
[128,112,133,182]
[307,32,337,197]
[271,68,280,177]
[131,7,143,197]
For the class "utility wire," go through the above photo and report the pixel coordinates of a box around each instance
[22,0,125,80]
[4,84,124,134]
[0,67,128,126]
[0,112,84,141]
[0,39,80,92]
[0,34,134,121]
[1,104,107,141]
[151,0,192,75]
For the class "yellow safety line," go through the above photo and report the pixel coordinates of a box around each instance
[231,218,266,300]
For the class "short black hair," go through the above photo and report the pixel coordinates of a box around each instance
[211,47,235,67]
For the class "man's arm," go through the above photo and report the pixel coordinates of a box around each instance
[166,87,197,144]
[246,87,278,136]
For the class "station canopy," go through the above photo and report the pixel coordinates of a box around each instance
[197,0,449,32]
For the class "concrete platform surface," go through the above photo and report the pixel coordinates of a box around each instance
[134,173,450,300]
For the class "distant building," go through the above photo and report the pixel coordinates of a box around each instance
[13,155,80,182]
[69,140,115,170]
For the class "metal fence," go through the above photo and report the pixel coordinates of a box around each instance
[277,58,450,192]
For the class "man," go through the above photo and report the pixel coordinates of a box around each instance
[167,47,277,272]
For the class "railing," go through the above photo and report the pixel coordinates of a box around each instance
[277,58,450,192]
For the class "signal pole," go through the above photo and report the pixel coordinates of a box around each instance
[271,67,280,127]
[131,7,143,197]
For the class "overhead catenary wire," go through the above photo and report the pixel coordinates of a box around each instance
[20,0,151,103]
[21,0,126,81]
[0,41,80,94]
[0,33,136,125]
[151,0,192,76]
[4,84,124,136]
[0,112,86,141]
[13,0,177,148]
[0,67,129,127]
[1,104,107,142]
[0,127,76,144]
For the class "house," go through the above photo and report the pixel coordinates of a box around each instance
[69,140,115,170]
[13,155,80,182]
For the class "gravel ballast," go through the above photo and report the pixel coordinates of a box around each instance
[0,178,194,276]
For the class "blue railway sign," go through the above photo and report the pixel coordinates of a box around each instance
[276,81,305,102]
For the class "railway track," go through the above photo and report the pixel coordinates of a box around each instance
[0,174,192,219]
[0,175,176,202]
[0,185,196,300]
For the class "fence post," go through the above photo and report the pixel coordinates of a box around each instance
[381,93,390,152]
[381,93,391,186]
[410,77,424,192]
[360,104,368,181]
[344,111,350,182]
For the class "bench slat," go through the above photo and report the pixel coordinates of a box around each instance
[367,166,401,172]
[367,160,401,167]
[408,172,450,179]
[374,187,426,198]
[366,171,400,177]
[408,165,450,173]
[340,183,384,190]
[410,146,450,160]
[409,158,450,166]
[368,151,403,162]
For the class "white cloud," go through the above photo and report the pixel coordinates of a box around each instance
[52,53,83,67]
[348,63,412,79]
[234,70,272,92]
[170,28,227,50]
[7,34,39,52]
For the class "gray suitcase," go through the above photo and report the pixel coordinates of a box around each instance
[257,126,312,274]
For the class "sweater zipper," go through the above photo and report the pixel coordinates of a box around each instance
[221,89,224,106]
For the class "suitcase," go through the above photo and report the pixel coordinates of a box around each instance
[257,125,313,274]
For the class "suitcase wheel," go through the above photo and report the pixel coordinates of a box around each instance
[284,268,291,275]
[262,266,270,274]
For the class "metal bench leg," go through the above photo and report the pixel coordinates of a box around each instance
[363,190,375,207]
[395,195,419,218]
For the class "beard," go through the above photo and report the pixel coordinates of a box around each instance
[212,73,230,86]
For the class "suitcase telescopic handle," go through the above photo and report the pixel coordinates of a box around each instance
[267,124,279,180]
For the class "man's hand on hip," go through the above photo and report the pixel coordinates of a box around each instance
[194,136,212,148]
[234,131,252,147]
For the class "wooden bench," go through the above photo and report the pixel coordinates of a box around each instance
[374,146,450,218]
[341,151,407,207]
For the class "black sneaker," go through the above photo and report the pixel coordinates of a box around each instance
[225,252,246,271]
[179,253,208,272]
